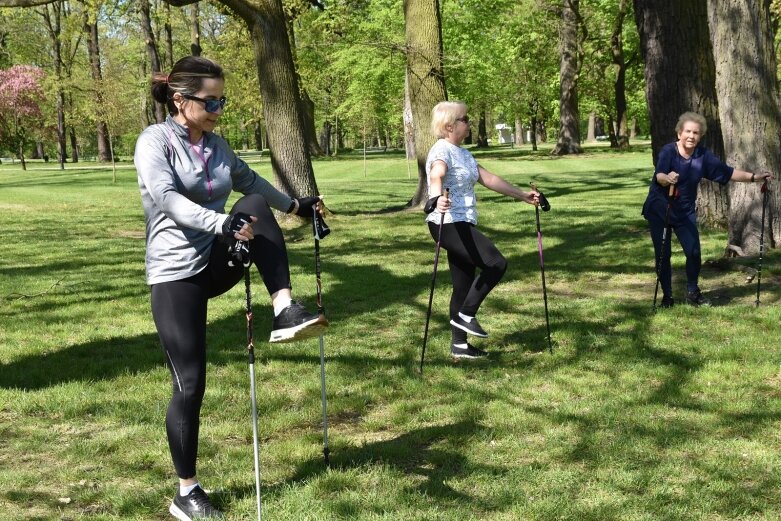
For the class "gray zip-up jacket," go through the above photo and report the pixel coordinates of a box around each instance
[135,116,293,285]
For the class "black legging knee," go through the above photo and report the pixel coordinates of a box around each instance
[429,221,507,342]
[152,193,290,479]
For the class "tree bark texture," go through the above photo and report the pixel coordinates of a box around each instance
[404,0,448,207]
[221,0,317,197]
[634,0,727,226]
[707,0,780,254]
[552,0,583,155]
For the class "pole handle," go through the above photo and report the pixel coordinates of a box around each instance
[668,183,676,198]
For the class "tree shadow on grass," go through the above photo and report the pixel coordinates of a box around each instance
[222,420,506,516]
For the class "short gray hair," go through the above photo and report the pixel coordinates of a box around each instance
[675,112,707,136]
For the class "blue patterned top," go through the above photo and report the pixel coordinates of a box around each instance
[425,139,479,225]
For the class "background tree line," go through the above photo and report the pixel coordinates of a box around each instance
[0,0,780,254]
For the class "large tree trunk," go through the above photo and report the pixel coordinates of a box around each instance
[634,0,727,226]
[708,0,780,254]
[552,0,583,155]
[139,0,166,123]
[164,3,174,68]
[83,14,112,162]
[218,0,317,196]
[404,0,448,207]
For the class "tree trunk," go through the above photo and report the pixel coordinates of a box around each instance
[38,3,67,169]
[69,126,78,162]
[515,117,525,145]
[164,3,174,68]
[611,0,630,149]
[587,111,596,142]
[552,0,583,155]
[404,0,448,207]
[708,0,780,254]
[634,0,727,226]
[530,115,538,151]
[221,0,318,197]
[476,110,489,147]
[139,0,166,123]
[254,121,263,150]
[319,120,332,156]
[403,74,416,159]
[83,14,111,162]
[190,2,201,56]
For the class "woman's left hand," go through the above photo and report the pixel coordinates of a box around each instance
[758,171,774,182]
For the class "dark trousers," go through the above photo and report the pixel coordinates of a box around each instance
[649,212,701,297]
[429,221,507,343]
[151,193,289,479]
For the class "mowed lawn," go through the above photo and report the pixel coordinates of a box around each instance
[1,143,779,520]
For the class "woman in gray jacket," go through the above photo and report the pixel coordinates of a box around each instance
[135,56,326,520]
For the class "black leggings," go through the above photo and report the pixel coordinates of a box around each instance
[151,193,289,479]
[429,221,507,343]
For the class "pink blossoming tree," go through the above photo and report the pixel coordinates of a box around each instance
[0,65,46,171]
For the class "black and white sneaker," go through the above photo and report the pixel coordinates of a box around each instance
[269,301,329,343]
[169,485,224,520]
[451,343,489,359]
[686,288,711,307]
[450,315,488,337]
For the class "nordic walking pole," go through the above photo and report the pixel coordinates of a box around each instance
[653,184,676,312]
[243,265,263,521]
[756,179,770,307]
[313,205,331,465]
[530,183,552,353]
[420,189,448,374]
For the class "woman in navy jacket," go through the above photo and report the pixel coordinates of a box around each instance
[642,112,772,307]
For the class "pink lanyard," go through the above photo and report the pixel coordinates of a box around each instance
[189,136,213,200]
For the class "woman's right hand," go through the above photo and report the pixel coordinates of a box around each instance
[666,171,679,185]
[436,193,451,213]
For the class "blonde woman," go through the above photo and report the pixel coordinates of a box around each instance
[424,101,539,358]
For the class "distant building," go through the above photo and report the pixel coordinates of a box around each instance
[495,123,513,144]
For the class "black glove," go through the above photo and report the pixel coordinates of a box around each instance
[292,197,320,218]
[423,195,440,214]
[538,191,551,212]
[222,212,253,236]
[222,212,253,267]
[227,239,250,267]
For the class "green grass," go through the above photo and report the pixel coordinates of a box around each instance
[1,142,780,520]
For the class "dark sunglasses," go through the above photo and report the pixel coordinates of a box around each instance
[455,115,470,124]
[182,94,227,113]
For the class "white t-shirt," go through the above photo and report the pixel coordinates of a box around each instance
[425,139,479,225]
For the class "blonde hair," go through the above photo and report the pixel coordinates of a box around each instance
[431,101,467,138]
[675,112,707,136]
